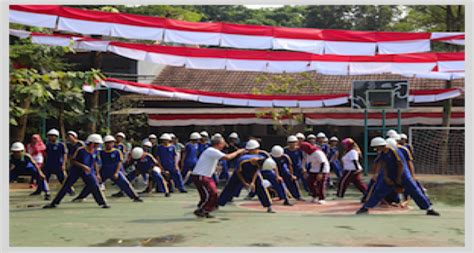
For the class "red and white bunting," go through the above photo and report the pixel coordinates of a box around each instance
[82,78,463,108]
[147,111,464,126]
[305,111,464,126]
[9,5,464,55]
[12,30,465,79]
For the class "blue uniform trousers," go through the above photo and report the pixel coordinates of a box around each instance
[218,173,271,208]
[10,166,49,193]
[248,170,287,200]
[164,166,186,192]
[77,169,138,199]
[364,168,431,210]
[51,167,106,206]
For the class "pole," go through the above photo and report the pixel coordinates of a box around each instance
[382,109,386,136]
[364,109,368,175]
[107,87,111,134]
[397,109,402,133]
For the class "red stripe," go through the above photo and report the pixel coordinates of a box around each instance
[432,34,465,41]
[273,27,324,40]
[10,5,60,15]
[222,23,273,36]
[410,88,461,96]
[165,19,222,32]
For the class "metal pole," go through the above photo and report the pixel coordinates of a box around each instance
[397,109,402,133]
[364,109,368,175]
[107,87,111,134]
[382,109,386,137]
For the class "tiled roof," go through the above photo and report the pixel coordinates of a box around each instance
[121,66,464,101]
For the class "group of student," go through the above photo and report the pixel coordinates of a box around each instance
[9,128,439,217]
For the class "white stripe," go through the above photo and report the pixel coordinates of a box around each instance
[108,45,147,61]
[58,17,112,36]
[10,10,58,28]
[111,23,164,40]
[324,41,376,56]
[221,34,272,49]
[377,40,430,54]
[164,29,220,46]
[272,38,325,54]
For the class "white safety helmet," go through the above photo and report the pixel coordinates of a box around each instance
[307,134,316,140]
[323,137,328,142]
[131,147,144,159]
[11,142,25,152]
[229,132,239,139]
[116,132,126,139]
[148,134,157,139]
[200,131,209,138]
[190,132,201,140]
[400,133,408,140]
[262,158,277,171]
[271,145,284,158]
[47,128,60,136]
[386,129,398,138]
[262,179,272,188]
[143,141,152,148]
[386,138,398,148]
[160,133,172,141]
[67,131,78,138]
[245,139,260,150]
[86,134,103,144]
[287,135,298,143]
[393,133,401,141]
[329,136,339,142]
[316,132,326,138]
[213,133,223,139]
[370,137,387,147]
[296,133,305,140]
[103,135,116,143]
[169,133,176,139]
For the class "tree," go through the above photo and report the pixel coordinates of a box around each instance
[252,72,320,135]
[304,6,353,29]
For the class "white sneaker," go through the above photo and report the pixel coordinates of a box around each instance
[311,197,318,203]
[317,200,327,205]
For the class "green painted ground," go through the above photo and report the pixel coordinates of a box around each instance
[9,175,464,247]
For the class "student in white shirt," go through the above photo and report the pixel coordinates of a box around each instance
[191,136,245,218]
[336,138,368,199]
[300,142,330,204]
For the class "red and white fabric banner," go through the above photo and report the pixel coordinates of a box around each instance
[149,113,300,126]
[9,5,464,55]
[305,111,464,126]
[147,111,464,126]
[100,78,350,108]
[11,30,465,79]
[84,78,463,108]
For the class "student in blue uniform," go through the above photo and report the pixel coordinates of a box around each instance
[72,135,143,202]
[181,132,201,184]
[66,131,84,160]
[10,142,50,199]
[316,132,330,155]
[271,145,303,201]
[225,132,241,170]
[198,131,211,157]
[43,134,109,209]
[327,136,342,179]
[43,128,73,195]
[127,147,170,197]
[142,140,153,153]
[356,137,439,216]
[284,135,309,193]
[399,133,414,156]
[115,132,128,155]
[218,141,274,213]
[155,133,187,193]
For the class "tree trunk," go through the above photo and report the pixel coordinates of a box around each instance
[59,102,66,144]
[14,98,32,142]
[89,51,103,133]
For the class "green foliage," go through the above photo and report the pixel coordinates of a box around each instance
[252,72,318,133]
